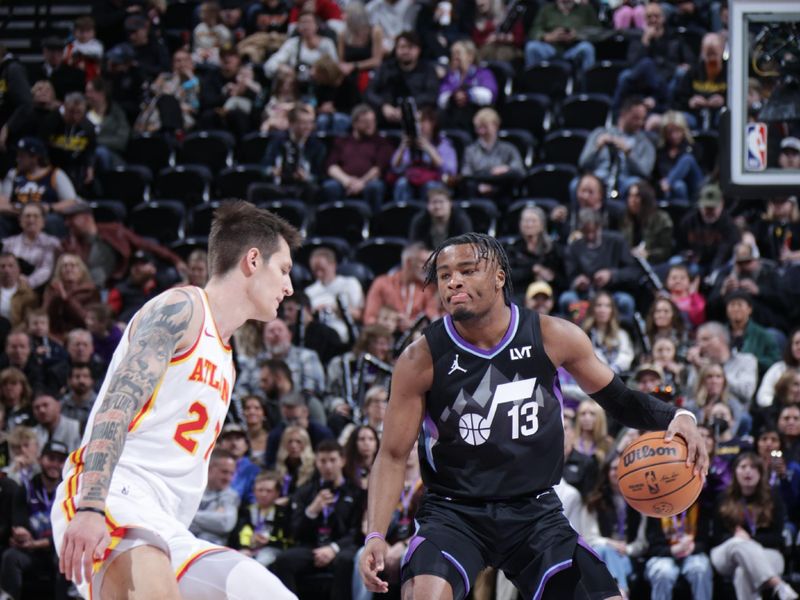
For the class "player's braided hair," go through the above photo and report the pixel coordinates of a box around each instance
[423,233,513,304]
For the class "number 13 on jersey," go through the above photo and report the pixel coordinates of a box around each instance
[495,378,539,440]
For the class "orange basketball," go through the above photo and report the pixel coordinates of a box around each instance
[616,431,702,518]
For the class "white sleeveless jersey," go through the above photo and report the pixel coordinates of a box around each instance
[56,287,235,526]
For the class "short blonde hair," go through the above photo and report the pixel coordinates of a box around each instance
[473,107,500,128]
[660,110,694,146]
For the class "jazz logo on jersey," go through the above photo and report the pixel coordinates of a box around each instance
[458,378,537,445]
[509,346,532,360]
[448,354,467,375]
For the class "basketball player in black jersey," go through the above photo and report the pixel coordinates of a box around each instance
[359,233,708,600]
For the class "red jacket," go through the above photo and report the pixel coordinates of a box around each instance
[62,222,183,286]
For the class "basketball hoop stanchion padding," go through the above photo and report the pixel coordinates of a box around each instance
[617,431,703,518]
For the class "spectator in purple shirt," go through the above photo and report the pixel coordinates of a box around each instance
[437,40,497,130]
[322,103,394,211]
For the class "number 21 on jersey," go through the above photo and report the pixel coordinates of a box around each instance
[173,401,221,459]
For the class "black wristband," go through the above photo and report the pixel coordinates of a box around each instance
[75,506,106,516]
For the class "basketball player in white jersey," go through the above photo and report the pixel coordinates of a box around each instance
[52,201,302,599]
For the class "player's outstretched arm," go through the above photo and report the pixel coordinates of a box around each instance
[359,336,431,594]
[59,288,201,585]
[540,315,708,476]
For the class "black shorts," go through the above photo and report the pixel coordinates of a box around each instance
[400,489,619,600]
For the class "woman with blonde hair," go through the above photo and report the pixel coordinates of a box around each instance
[42,253,100,341]
[687,363,749,436]
[575,399,613,463]
[0,367,33,430]
[274,425,316,498]
[438,39,497,130]
[337,2,382,92]
[311,54,360,134]
[581,291,634,374]
[654,110,704,202]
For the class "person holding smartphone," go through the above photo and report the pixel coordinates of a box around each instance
[269,439,365,599]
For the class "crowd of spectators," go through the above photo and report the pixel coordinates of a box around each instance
[0,0,800,598]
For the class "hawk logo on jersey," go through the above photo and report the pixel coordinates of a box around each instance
[509,346,532,360]
[448,354,467,375]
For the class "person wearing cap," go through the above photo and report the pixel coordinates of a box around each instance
[0,136,80,236]
[707,241,788,332]
[30,36,85,101]
[722,289,780,375]
[125,14,170,80]
[676,182,740,275]
[107,250,161,323]
[524,280,554,315]
[61,200,185,289]
[632,362,664,394]
[0,45,33,154]
[0,439,66,600]
[219,423,263,506]
[779,136,800,170]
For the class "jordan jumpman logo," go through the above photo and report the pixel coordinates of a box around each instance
[448,354,467,375]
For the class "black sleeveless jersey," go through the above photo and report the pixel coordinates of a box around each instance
[419,304,565,500]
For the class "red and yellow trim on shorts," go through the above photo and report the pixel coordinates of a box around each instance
[61,446,87,522]
[175,546,228,580]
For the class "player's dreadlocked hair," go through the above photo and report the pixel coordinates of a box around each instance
[423,233,513,304]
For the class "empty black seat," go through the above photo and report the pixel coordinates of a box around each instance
[355,237,408,275]
[129,200,186,244]
[309,200,372,245]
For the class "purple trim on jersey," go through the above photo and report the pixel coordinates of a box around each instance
[552,377,565,416]
[532,559,573,600]
[441,551,471,596]
[443,304,519,359]
[422,413,439,473]
[402,535,426,567]
[577,536,603,562]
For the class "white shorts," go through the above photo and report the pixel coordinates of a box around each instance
[52,471,223,600]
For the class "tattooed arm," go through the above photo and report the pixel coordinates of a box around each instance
[59,287,202,585]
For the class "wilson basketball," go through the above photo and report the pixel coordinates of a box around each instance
[617,431,702,518]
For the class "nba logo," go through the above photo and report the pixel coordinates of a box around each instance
[746,122,768,171]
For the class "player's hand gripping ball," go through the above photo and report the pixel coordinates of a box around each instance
[617,431,703,517]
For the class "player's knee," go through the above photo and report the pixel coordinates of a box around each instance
[401,574,454,600]
[226,558,298,600]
